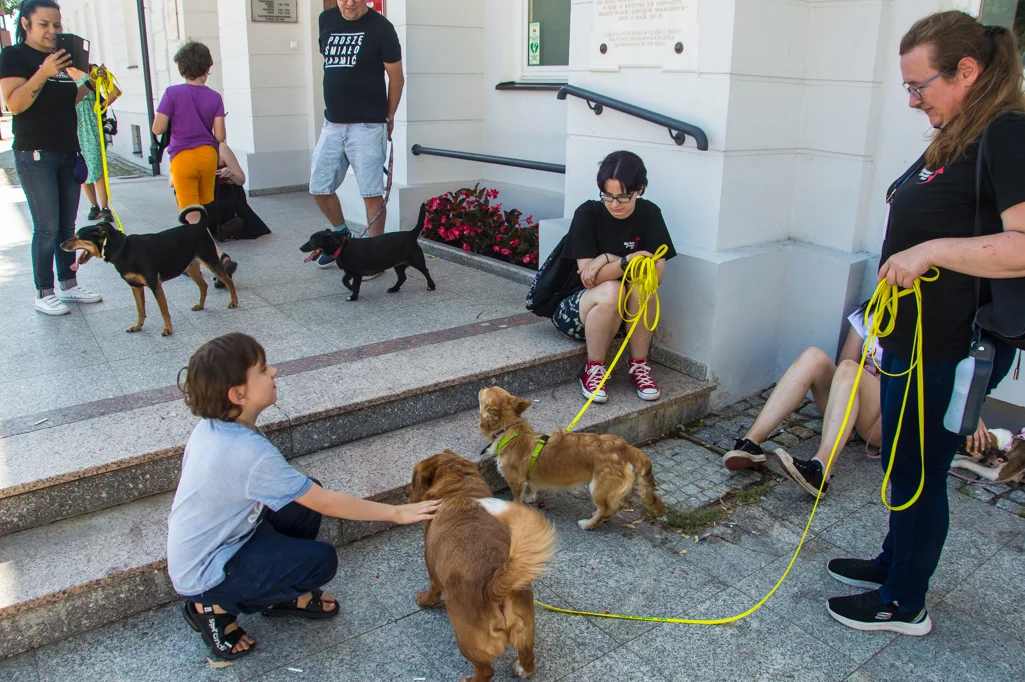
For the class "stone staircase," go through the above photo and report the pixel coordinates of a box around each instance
[0,318,714,659]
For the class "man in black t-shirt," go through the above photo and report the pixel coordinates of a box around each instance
[310,0,404,269]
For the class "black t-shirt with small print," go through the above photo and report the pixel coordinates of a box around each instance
[0,43,79,153]
[880,113,1025,363]
[318,8,401,124]
[561,198,677,297]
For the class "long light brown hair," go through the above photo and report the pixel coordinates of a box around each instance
[900,11,1025,169]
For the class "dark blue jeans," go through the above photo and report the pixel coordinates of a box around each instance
[874,344,1013,611]
[13,150,81,296]
[191,493,338,616]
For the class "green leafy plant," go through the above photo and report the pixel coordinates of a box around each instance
[421,184,540,270]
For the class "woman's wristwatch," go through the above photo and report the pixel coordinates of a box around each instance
[620,255,629,270]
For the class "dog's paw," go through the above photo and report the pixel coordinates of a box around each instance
[577,519,595,530]
[428,282,436,291]
[512,660,532,678]
[191,304,204,311]
[414,590,442,608]
[227,301,238,309]
[161,328,173,337]
[386,286,400,293]
[347,295,359,302]
[126,325,142,333]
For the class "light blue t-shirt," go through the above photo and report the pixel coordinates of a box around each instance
[167,419,313,596]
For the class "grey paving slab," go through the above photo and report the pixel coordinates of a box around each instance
[844,598,1025,682]
[395,583,618,682]
[626,588,859,682]
[562,646,670,682]
[332,523,430,622]
[34,602,241,682]
[756,442,878,534]
[539,530,728,644]
[942,530,1025,643]
[0,367,124,422]
[228,569,395,681]
[248,623,439,682]
[675,505,809,587]
[0,652,38,682]
[733,537,898,665]
[818,489,1024,599]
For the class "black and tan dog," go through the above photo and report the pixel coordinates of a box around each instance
[61,205,237,336]
[299,223,436,301]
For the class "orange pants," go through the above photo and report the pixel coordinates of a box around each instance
[170,145,218,209]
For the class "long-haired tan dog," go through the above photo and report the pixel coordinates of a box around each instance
[409,450,555,682]
[478,387,666,529]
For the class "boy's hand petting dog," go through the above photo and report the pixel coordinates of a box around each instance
[394,499,442,524]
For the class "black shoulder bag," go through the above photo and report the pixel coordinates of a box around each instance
[973,115,1025,351]
[525,203,600,318]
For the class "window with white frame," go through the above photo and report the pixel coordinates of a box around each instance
[522,0,571,81]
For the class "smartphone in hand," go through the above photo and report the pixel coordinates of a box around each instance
[54,33,91,73]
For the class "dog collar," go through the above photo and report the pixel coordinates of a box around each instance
[331,243,343,259]
[482,427,520,457]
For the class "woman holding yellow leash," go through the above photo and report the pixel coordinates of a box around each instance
[825,11,1022,636]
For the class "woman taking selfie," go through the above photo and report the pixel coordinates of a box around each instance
[0,0,102,316]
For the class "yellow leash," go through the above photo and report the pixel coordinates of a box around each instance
[564,244,667,433]
[89,66,124,232]
[536,253,937,625]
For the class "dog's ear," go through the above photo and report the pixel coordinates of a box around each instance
[479,406,502,433]
[512,397,532,416]
[409,456,440,503]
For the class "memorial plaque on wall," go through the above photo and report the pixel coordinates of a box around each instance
[590,0,699,72]
[253,0,298,23]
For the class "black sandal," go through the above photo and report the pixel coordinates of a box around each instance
[214,253,238,289]
[182,601,255,661]
[261,588,340,620]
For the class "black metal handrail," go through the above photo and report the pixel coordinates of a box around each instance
[556,85,709,150]
[411,145,566,174]
[495,81,565,92]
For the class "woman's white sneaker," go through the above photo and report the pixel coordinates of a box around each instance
[35,295,71,316]
[58,286,102,304]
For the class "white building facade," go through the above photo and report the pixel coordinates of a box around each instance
[57,0,1025,408]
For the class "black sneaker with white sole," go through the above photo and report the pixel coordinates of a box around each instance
[775,449,829,497]
[722,438,766,471]
[827,558,886,590]
[827,590,932,636]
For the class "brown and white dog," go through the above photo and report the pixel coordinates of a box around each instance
[478,387,667,529]
[409,450,555,682]
[950,427,1025,484]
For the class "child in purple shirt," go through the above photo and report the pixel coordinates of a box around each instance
[153,40,237,277]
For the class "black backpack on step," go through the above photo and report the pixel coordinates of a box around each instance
[525,233,578,318]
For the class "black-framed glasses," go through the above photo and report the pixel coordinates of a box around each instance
[903,69,951,100]
[599,191,638,205]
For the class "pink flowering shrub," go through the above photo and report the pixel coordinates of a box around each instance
[420,184,539,270]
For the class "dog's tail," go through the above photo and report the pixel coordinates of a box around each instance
[179,204,208,226]
[623,446,667,517]
[482,500,555,603]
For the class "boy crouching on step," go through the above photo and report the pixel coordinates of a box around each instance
[168,332,440,661]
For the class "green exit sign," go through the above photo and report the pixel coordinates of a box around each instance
[528,21,540,66]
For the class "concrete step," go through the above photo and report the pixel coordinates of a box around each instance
[0,319,585,537]
[0,366,713,659]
